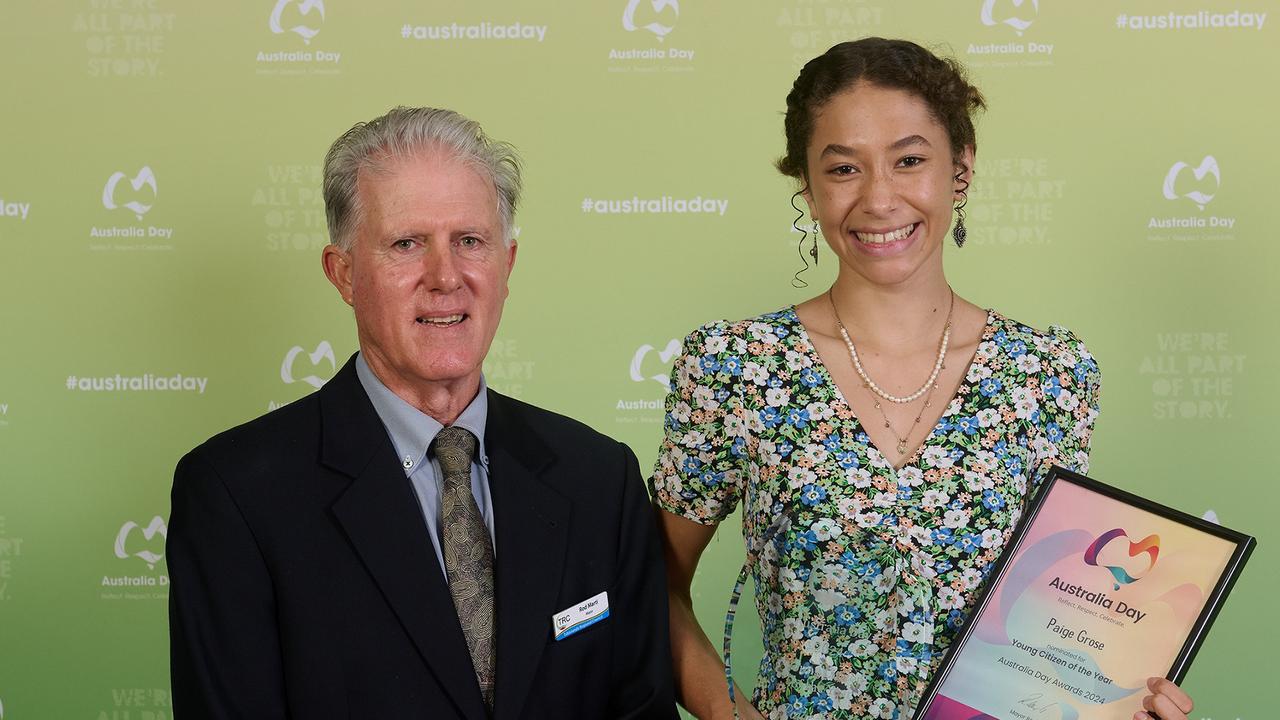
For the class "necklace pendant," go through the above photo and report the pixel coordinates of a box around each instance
[897,441,908,455]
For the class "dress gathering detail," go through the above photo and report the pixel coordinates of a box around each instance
[650,307,1101,720]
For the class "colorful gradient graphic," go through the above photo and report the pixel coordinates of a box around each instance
[1084,528,1161,590]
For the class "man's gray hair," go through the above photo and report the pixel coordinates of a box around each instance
[322,106,522,251]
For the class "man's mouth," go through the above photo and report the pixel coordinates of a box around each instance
[852,223,918,245]
[416,313,467,327]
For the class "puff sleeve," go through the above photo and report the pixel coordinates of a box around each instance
[649,322,751,525]
[1031,325,1102,487]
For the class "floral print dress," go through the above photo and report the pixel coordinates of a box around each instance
[650,308,1101,720]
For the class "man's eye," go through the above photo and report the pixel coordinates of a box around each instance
[460,236,480,247]
[393,238,415,249]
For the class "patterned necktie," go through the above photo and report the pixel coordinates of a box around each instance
[432,426,496,710]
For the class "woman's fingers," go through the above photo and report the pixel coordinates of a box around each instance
[1146,677,1194,714]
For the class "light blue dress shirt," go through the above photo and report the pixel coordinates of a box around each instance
[355,353,496,579]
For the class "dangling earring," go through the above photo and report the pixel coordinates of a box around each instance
[790,190,820,288]
[952,171,970,248]
[809,219,821,265]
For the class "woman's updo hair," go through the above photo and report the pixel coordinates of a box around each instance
[776,38,986,182]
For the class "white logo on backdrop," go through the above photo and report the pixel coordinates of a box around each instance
[1162,156,1220,210]
[270,0,325,44]
[114,517,167,569]
[282,341,336,388]
[981,0,1038,35]
[630,339,681,390]
[1202,509,1219,524]
[102,166,157,220]
[623,0,679,41]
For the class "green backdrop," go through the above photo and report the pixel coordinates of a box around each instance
[0,1,1272,717]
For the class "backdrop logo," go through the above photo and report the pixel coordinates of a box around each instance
[1083,528,1160,590]
[270,0,325,44]
[102,166,157,220]
[114,517,167,570]
[981,0,1038,35]
[1163,156,1220,210]
[282,341,336,388]
[630,339,680,390]
[623,0,679,41]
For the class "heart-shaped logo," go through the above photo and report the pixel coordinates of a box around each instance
[114,516,168,569]
[281,341,336,389]
[102,166,157,220]
[1162,156,1220,210]
[981,0,1038,35]
[622,0,679,42]
[1083,528,1160,590]
[270,0,325,45]
[630,339,681,390]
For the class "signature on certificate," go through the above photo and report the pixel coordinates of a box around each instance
[1016,692,1062,716]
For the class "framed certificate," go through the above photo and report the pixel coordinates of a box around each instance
[915,466,1254,720]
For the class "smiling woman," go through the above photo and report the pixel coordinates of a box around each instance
[649,38,1196,720]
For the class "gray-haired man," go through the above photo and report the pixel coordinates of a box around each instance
[167,107,677,719]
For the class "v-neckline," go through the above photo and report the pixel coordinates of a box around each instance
[787,306,999,472]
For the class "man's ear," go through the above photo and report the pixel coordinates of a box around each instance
[322,243,354,306]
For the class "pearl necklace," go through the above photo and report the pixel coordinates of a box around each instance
[828,288,955,405]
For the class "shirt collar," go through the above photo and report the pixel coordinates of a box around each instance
[355,353,489,474]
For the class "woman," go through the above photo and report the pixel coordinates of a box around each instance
[650,38,1194,720]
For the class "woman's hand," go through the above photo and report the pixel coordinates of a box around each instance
[1134,677,1193,720]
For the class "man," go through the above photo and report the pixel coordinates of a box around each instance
[167,107,677,719]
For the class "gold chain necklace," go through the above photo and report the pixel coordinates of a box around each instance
[870,376,941,456]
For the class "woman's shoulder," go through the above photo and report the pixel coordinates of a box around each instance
[679,307,802,349]
[987,310,1100,379]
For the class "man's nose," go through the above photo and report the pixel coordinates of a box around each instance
[422,242,463,292]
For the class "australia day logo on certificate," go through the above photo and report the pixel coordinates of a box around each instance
[1083,528,1160,590]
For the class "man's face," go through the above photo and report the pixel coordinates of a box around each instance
[324,150,516,401]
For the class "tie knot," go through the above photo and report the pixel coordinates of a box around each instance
[432,426,477,478]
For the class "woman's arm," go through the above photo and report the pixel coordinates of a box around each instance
[655,508,764,720]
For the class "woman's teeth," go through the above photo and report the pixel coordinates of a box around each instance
[854,224,915,244]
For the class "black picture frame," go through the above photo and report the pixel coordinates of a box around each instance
[913,465,1255,719]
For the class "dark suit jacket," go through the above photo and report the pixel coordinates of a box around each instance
[168,358,677,719]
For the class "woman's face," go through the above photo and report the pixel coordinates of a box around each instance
[802,82,973,288]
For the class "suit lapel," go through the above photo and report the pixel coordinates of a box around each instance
[321,358,488,720]
[486,391,571,720]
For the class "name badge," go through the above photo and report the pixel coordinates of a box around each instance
[552,591,609,641]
